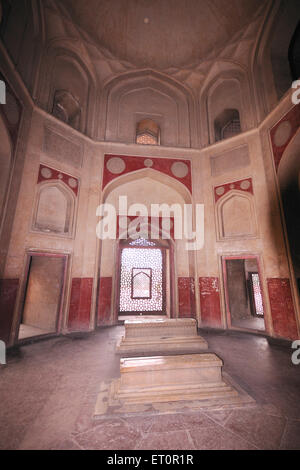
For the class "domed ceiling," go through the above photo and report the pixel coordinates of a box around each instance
[60,0,267,69]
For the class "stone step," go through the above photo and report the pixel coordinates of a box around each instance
[116,318,208,354]
[110,353,239,405]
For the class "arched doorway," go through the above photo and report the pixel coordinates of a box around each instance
[98,166,195,326]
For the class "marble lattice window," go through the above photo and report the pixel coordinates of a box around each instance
[250,273,264,317]
[136,119,160,145]
[221,118,241,140]
[214,109,241,142]
[119,248,163,313]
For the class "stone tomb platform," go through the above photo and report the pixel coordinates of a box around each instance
[116,318,208,355]
[94,353,255,417]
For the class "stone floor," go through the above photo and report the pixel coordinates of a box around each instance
[0,326,300,450]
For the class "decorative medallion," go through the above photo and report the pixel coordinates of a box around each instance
[171,162,189,178]
[273,120,292,148]
[106,157,126,175]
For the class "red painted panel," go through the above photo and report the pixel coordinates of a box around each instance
[97,277,113,326]
[68,278,93,331]
[199,277,222,328]
[270,105,300,172]
[38,165,79,195]
[178,277,195,318]
[267,278,298,340]
[0,279,19,343]
[214,178,253,203]
[103,154,192,193]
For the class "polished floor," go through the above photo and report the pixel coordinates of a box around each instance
[0,326,300,450]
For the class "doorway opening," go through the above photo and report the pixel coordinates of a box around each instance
[223,255,266,332]
[117,238,173,319]
[18,253,67,341]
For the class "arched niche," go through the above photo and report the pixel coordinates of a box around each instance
[98,168,196,323]
[199,65,255,146]
[289,21,300,81]
[251,0,300,119]
[0,114,12,224]
[99,70,196,148]
[48,55,87,132]
[1,0,44,94]
[37,42,97,136]
[216,191,257,240]
[278,130,300,282]
[32,181,76,237]
[207,79,243,145]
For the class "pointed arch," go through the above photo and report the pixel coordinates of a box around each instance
[98,69,197,147]
[32,180,77,237]
[103,167,192,205]
[199,64,255,146]
[216,190,257,240]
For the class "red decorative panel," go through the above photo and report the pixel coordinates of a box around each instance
[214,178,253,203]
[178,277,195,318]
[199,277,222,328]
[267,278,299,340]
[97,277,113,326]
[0,279,19,343]
[38,165,79,195]
[68,278,93,331]
[103,154,192,193]
[270,105,300,172]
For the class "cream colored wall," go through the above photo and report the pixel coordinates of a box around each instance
[3,87,299,339]
[1,0,299,341]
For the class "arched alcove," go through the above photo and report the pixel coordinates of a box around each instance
[278,130,300,286]
[199,64,255,145]
[99,70,196,148]
[48,55,88,132]
[37,40,97,136]
[98,167,196,326]
[217,191,257,240]
[207,79,243,145]
[289,21,300,81]
[32,181,76,237]
[252,0,300,118]
[270,4,300,99]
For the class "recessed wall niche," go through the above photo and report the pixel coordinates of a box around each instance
[216,191,257,241]
[32,181,76,237]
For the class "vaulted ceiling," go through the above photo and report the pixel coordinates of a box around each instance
[60,0,267,69]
